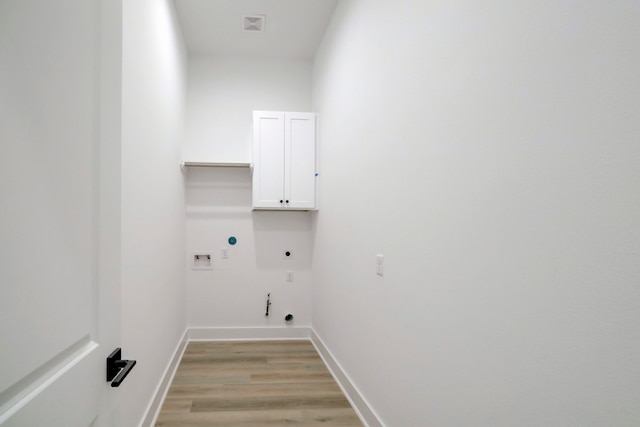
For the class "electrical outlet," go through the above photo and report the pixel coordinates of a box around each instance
[221,248,229,259]
[286,271,294,283]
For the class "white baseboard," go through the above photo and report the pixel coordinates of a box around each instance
[187,326,311,341]
[311,330,385,427]
[141,329,188,427]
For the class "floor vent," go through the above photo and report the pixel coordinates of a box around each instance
[242,15,265,32]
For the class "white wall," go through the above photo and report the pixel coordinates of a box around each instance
[121,1,187,425]
[185,57,313,331]
[312,1,640,426]
[184,57,311,162]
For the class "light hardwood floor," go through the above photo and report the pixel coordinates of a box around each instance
[155,340,364,426]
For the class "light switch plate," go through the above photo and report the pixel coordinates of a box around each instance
[376,254,384,276]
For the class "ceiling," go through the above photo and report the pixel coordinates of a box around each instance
[173,0,339,60]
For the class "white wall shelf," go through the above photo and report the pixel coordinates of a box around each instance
[181,161,251,168]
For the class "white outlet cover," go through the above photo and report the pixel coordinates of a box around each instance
[376,254,384,276]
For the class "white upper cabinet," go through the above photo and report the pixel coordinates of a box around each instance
[252,111,317,210]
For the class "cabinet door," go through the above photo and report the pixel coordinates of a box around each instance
[253,111,285,208]
[285,112,316,209]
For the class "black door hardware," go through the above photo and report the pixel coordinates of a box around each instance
[106,348,136,387]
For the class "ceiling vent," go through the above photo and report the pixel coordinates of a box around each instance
[242,15,265,32]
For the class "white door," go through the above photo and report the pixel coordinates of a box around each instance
[0,1,123,426]
[285,113,316,209]
[253,111,286,209]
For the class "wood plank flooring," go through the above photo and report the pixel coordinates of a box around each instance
[155,340,364,426]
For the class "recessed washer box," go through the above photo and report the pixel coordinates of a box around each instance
[192,252,213,270]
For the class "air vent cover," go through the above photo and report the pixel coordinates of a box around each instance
[242,15,265,32]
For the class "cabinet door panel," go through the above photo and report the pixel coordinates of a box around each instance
[286,113,316,209]
[253,112,285,208]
